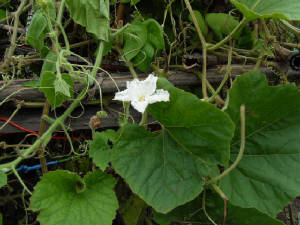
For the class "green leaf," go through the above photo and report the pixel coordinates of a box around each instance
[230,0,300,21]
[112,80,234,213]
[144,18,165,49]
[148,78,235,165]
[103,38,115,56]
[0,170,7,188]
[188,10,208,36]
[65,0,110,41]
[23,80,40,87]
[30,170,118,225]
[132,42,155,72]
[89,130,117,171]
[123,19,164,72]
[0,9,5,20]
[236,26,255,49]
[119,195,145,225]
[40,46,50,59]
[26,10,48,50]
[123,21,148,61]
[112,124,211,213]
[39,72,74,109]
[40,0,57,22]
[41,51,57,74]
[220,71,300,217]
[153,192,286,225]
[54,77,72,97]
[206,13,242,39]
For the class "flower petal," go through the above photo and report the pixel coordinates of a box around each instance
[140,74,158,96]
[131,100,149,113]
[148,89,170,104]
[113,89,133,102]
[126,79,139,89]
[125,79,147,101]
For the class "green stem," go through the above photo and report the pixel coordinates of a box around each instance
[183,0,208,99]
[91,41,105,79]
[59,121,77,155]
[280,19,300,35]
[111,23,130,37]
[208,46,232,102]
[58,23,70,51]
[123,102,130,126]
[211,183,227,200]
[0,0,27,70]
[57,0,66,25]
[116,46,138,79]
[207,104,246,184]
[207,17,247,51]
[0,103,22,131]
[202,189,217,225]
[12,167,32,195]
[192,70,225,105]
[255,19,269,70]
[0,87,88,170]
[139,111,148,126]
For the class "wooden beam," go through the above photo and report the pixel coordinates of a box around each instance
[2,65,299,103]
[0,66,299,133]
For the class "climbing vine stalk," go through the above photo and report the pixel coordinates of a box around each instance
[183,0,208,99]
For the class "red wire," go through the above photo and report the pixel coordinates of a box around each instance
[0,117,91,140]
[0,118,39,135]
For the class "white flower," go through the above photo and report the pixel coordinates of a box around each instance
[113,74,170,113]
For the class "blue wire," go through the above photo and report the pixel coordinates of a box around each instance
[17,160,58,173]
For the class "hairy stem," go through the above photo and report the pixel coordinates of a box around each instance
[0,0,27,70]
[184,0,208,99]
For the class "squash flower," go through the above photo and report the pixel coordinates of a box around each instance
[113,74,170,113]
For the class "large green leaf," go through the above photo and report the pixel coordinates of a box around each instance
[26,10,48,50]
[153,192,286,225]
[123,21,148,61]
[144,18,165,49]
[206,13,242,39]
[65,0,110,41]
[0,170,7,188]
[230,0,300,21]
[39,72,74,109]
[41,51,57,74]
[220,71,300,217]
[112,79,234,213]
[30,170,118,225]
[123,19,164,72]
[148,78,235,165]
[112,124,212,213]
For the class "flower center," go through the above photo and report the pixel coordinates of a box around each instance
[138,95,146,102]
